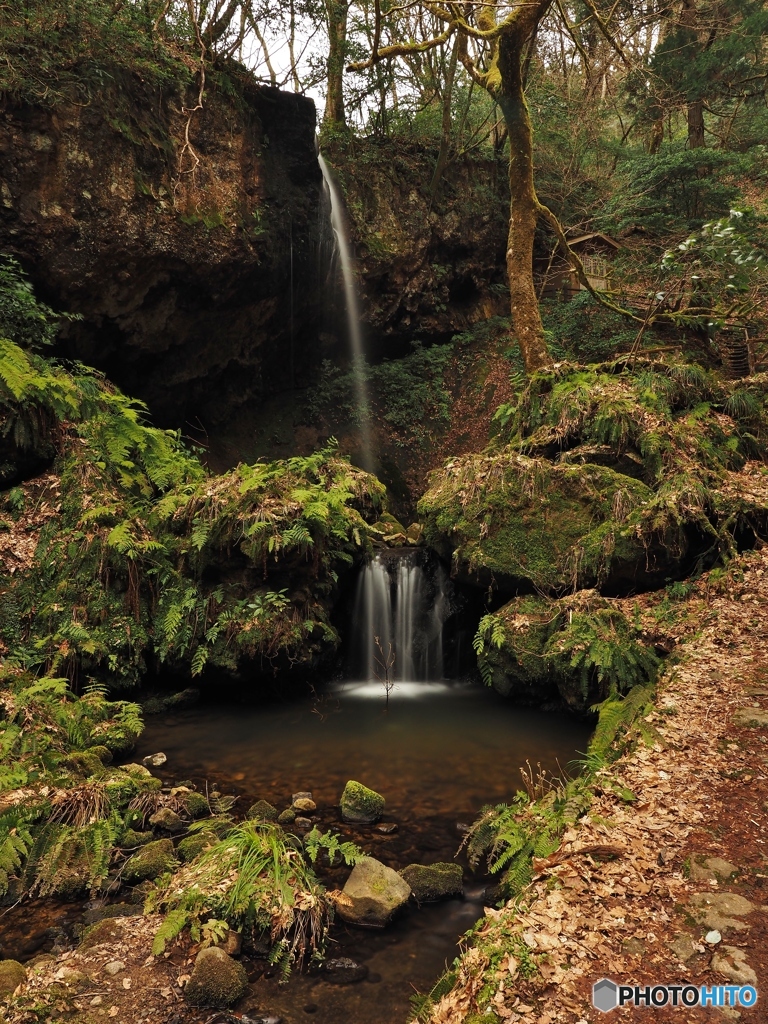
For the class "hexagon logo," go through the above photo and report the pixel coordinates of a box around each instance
[593,978,619,1013]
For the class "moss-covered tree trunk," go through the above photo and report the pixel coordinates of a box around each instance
[324,0,349,127]
[495,28,553,374]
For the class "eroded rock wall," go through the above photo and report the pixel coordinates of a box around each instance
[0,73,322,426]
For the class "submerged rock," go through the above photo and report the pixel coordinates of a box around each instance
[122,839,177,882]
[400,862,463,902]
[142,752,167,768]
[321,957,369,984]
[340,781,385,824]
[336,856,411,927]
[0,959,27,995]
[184,946,248,1007]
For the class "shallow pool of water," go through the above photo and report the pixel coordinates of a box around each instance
[133,681,591,1024]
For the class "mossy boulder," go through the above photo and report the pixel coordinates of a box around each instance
[419,453,662,593]
[122,838,177,883]
[400,862,463,902]
[63,749,106,778]
[88,745,114,765]
[277,807,296,825]
[0,959,27,995]
[178,831,216,862]
[183,792,210,819]
[340,781,385,824]
[184,947,248,1008]
[120,828,153,848]
[336,856,412,927]
[247,799,278,822]
[79,918,129,951]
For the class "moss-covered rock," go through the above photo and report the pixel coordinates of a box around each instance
[336,856,411,927]
[419,452,660,592]
[400,862,463,902]
[0,959,27,995]
[184,946,248,1008]
[247,799,278,822]
[120,828,153,848]
[183,792,210,819]
[419,363,768,597]
[79,918,129,951]
[88,744,114,765]
[340,781,385,824]
[277,807,296,825]
[149,807,184,833]
[122,838,177,883]
[178,831,216,862]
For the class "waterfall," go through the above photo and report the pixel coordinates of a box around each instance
[351,550,450,682]
[317,153,375,471]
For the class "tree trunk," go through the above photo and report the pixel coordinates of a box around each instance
[497,33,552,375]
[324,1,348,127]
[687,97,705,148]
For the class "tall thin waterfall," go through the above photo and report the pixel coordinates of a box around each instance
[318,154,375,471]
[352,550,450,682]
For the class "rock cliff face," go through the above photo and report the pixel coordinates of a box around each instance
[0,74,322,426]
[325,140,510,359]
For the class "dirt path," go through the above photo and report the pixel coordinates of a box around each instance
[428,546,768,1023]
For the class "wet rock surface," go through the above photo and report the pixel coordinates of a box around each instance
[336,857,412,928]
[400,862,463,902]
[340,781,385,824]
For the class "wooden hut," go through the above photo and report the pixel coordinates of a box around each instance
[537,232,620,300]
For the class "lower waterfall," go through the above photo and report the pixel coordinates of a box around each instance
[351,550,450,682]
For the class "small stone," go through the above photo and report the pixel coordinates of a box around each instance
[91,996,103,1006]
[184,947,248,1008]
[0,960,27,995]
[667,933,697,962]
[293,797,317,813]
[621,937,645,956]
[376,823,398,834]
[321,957,369,984]
[149,807,184,833]
[104,961,125,976]
[142,752,167,768]
[294,816,313,829]
[278,808,296,825]
[247,800,278,822]
[340,781,385,825]
[292,791,312,804]
[216,929,242,957]
[705,930,722,944]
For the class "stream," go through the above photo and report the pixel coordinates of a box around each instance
[132,681,591,1023]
